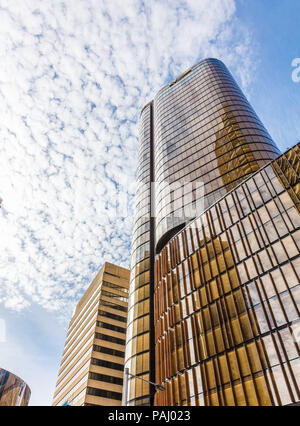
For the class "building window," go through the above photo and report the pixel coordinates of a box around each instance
[95,332,125,346]
[96,321,126,334]
[98,309,127,323]
[93,344,125,358]
[86,386,122,400]
[89,372,123,385]
[90,358,124,371]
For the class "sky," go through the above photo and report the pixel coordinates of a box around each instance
[0,0,299,406]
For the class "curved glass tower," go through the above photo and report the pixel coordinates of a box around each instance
[125,102,154,405]
[0,368,31,406]
[124,58,298,406]
[154,59,280,251]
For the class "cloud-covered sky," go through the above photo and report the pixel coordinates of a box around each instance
[0,0,299,405]
[0,0,254,316]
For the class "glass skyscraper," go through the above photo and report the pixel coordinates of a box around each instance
[124,58,300,406]
[154,144,300,406]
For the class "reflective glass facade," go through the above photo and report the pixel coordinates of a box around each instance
[154,145,300,405]
[125,57,298,406]
[125,102,154,405]
[154,58,280,250]
[0,368,31,406]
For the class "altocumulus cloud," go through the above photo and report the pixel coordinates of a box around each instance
[0,0,255,318]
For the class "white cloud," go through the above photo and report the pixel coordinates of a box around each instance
[0,0,255,319]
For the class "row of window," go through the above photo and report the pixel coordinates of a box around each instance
[93,344,125,358]
[91,357,124,372]
[96,320,126,334]
[155,138,277,190]
[155,73,244,119]
[101,289,127,303]
[89,371,123,386]
[155,96,269,146]
[101,299,128,313]
[155,122,276,178]
[54,358,90,403]
[62,309,97,362]
[95,332,125,346]
[86,386,122,401]
[98,309,127,323]
[58,333,94,382]
[155,147,277,215]
[154,100,276,163]
[154,82,258,135]
[155,93,256,138]
[102,280,128,293]
[66,286,100,339]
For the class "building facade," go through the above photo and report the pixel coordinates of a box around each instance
[154,144,300,406]
[52,262,130,406]
[0,368,31,406]
[124,58,300,406]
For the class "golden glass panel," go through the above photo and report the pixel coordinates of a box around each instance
[221,272,232,293]
[218,354,230,384]
[174,304,181,323]
[255,375,272,406]
[214,326,225,353]
[179,374,187,402]
[191,253,198,269]
[199,287,208,306]
[239,313,254,340]
[247,341,265,373]
[209,389,220,406]
[193,269,201,288]
[153,143,300,406]
[234,289,247,314]
[225,294,236,318]
[205,361,216,390]
[224,249,234,268]
[231,318,243,345]
[177,347,185,370]
[203,263,212,281]
[206,331,216,357]
[173,377,179,405]
[243,379,258,406]
[210,279,220,300]
[224,386,235,405]
[232,382,246,405]
[130,355,137,376]
[236,346,251,377]
[229,268,241,289]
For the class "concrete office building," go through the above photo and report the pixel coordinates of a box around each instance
[124,58,300,406]
[52,262,130,406]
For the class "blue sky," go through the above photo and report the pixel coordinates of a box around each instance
[235,0,300,152]
[0,0,299,406]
